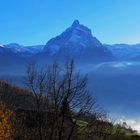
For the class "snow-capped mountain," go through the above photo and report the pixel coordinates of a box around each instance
[43,20,114,62]
[0,43,44,75]
[105,44,140,59]
[44,20,102,52]
[0,43,44,57]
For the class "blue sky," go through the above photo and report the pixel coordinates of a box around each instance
[0,0,140,45]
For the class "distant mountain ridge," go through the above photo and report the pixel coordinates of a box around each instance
[105,44,140,59]
[0,43,44,57]
[1,20,140,61]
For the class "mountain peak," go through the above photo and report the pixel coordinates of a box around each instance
[44,20,107,55]
[72,20,80,27]
[65,20,92,39]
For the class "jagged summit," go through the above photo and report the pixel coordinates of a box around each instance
[43,20,113,62]
[72,20,80,27]
[44,20,102,52]
[68,20,92,36]
[45,20,97,48]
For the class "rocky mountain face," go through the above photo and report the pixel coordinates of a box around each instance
[43,20,114,63]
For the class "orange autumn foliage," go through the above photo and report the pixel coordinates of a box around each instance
[0,101,14,140]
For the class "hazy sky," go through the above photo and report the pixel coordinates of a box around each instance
[0,0,140,45]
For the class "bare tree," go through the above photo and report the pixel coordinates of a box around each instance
[24,59,107,140]
[24,61,49,140]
